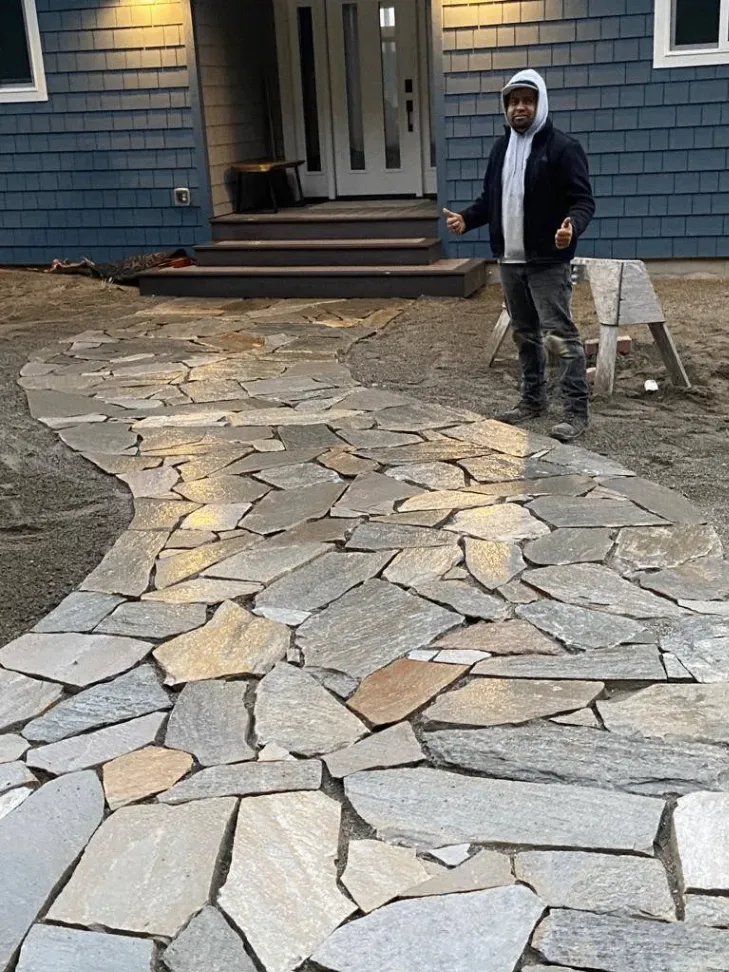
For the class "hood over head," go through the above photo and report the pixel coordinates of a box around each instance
[502,69,549,134]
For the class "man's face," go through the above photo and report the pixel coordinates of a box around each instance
[507,88,538,132]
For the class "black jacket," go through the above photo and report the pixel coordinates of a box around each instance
[459,119,595,263]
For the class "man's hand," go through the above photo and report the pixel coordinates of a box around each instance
[555,217,573,250]
[443,208,466,236]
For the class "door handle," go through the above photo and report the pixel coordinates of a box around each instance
[406,99,414,132]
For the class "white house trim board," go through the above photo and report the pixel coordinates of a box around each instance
[0,0,48,104]
[654,0,729,68]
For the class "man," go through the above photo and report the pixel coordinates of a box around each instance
[444,68,595,442]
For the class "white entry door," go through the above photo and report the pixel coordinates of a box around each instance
[326,0,423,195]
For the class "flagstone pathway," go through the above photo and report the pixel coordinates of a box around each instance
[2,294,729,972]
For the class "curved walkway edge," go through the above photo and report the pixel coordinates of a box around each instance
[2,294,729,972]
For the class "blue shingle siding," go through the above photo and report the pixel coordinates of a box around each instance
[441,0,729,260]
[0,0,206,265]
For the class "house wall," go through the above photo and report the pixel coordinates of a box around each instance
[441,0,729,261]
[0,0,208,265]
[194,0,281,217]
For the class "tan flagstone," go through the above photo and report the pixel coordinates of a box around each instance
[347,658,468,726]
[102,746,193,810]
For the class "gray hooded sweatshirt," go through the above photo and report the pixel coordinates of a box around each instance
[500,69,550,263]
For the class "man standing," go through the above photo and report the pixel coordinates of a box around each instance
[444,69,595,442]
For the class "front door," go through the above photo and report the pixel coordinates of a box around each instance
[327,0,421,195]
[275,0,434,197]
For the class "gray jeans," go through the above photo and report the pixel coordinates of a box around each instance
[500,262,588,417]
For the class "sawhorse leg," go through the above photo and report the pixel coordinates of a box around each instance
[486,306,512,367]
[593,324,619,395]
[648,321,691,389]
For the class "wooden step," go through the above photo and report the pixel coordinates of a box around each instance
[194,237,442,267]
[209,212,438,241]
[138,259,486,300]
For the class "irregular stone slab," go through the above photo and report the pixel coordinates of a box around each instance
[298,579,461,679]
[154,534,257,588]
[445,419,554,457]
[27,712,166,775]
[0,670,63,730]
[345,521,455,550]
[0,734,28,763]
[240,481,346,534]
[359,440,487,464]
[179,503,252,531]
[23,665,171,743]
[474,645,666,681]
[32,592,124,633]
[280,423,343,449]
[639,557,729,603]
[541,442,635,477]
[59,422,137,454]
[515,850,674,920]
[448,505,550,542]
[0,632,153,687]
[205,540,331,583]
[498,578,542,603]
[433,648,490,665]
[673,792,729,891]
[255,550,392,624]
[337,428,422,449]
[386,462,467,490]
[0,786,32,820]
[598,683,729,744]
[459,453,568,482]
[15,923,155,972]
[49,797,236,937]
[255,461,342,490]
[437,619,563,655]
[464,538,526,590]
[256,662,367,756]
[158,758,322,804]
[517,599,650,648]
[165,680,253,766]
[332,471,421,517]
[371,767,665,855]
[534,908,729,971]
[0,761,36,794]
[269,517,360,545]
[175,475,269,505]
[402,849,514,898]
[398,489,498,512]
[142,578,261,603]
[523,563,684,618]
[383,545,463,588]
[81,530,169,596]
[313,885,544,972]
[376,401,470,431]
[103,746,193,810]
[219,791,356,972]
[427,722,729,795]
[130,498,199,531]
[0,771,104,970]
[347,658,467,726]
[416,580,509,620]
[615,524,722,572]
[178,446,255,483]
[154,600,289,685]
[661,615,729,682]
[524,528,614,566]
[424,678,602,727]
[679,599,729,615]
[373,509,448,527]
[601,474,705,524]
[225,447,322,475]
[120,465,180,498]
[324,722,423,778]
[684,894,729,927]
[163,906,256,972]
[529,496,666,528]
[342,840,431,912]
[95,601,206,639]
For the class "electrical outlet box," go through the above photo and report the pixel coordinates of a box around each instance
[174,187,191,206]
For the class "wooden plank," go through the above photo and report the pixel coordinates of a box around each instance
[648,321,691,389]
[485,307,512,367]
[593,323,619,395]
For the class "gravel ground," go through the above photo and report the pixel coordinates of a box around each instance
[348,278,729,548]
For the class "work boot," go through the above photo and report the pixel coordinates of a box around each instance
[497,400,547,426]
[551,413,588,443]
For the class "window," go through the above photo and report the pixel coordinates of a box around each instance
[0,0,48,102]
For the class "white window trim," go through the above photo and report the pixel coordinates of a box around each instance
[0,0,48,103]
[654,0,729,68]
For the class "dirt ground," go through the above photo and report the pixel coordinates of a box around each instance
[349,278,729,548]
[0,270,142,644]
[1,268,728,643]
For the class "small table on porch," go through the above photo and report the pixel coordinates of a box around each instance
[232,159,306,214]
